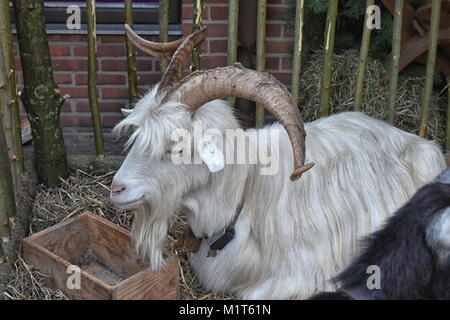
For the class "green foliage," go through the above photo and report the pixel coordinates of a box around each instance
[285,0,427,62]
[306,0,329,14]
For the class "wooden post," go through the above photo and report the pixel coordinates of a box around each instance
[0,0,24,191]
[192,0,204,71]
[255,0,267,128]
[159,0,170,73]
[125,0,137,104]
[319,0,339,118]
[227,0,239,107]
[419,0,441,138]
[354,0,375,112]
[87,0,105,157]
[387,0,404,124]
[291,0,304,108]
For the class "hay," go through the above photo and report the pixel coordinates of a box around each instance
[299,49,447,146]
[2,168,233,300]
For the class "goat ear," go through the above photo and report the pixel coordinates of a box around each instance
[196,135,225,173]
[121,108,133,116]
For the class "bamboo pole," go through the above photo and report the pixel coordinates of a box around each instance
[227,0,239,107]
[87,0,105,157]
[387,0,404,124]
[354,0,375,112]
[419,0,441,138]
[319,0,339,118]
[0,45,16,240]
[291,0,305,108]
[447,78,450,151]
[159,0,170,73]
[192,0,204,71]
[255,0,267,128]
[125,0,137,104]
[0,0,23,191]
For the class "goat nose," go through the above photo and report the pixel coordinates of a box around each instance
[111,183,126,195]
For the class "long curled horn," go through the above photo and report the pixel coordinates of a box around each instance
[158,27,208,92]
[124,24,184,59]
[162,63,314,181]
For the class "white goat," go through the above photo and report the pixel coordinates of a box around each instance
[110,26,446,299]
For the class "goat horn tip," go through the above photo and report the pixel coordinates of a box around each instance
[290,162,314,181]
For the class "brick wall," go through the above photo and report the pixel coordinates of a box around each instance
[13,0,293,153]
[181,0,294,86]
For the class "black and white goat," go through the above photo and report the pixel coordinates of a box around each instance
[312,168,450,300]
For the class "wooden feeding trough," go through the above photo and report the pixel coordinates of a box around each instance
[22,211,179,300]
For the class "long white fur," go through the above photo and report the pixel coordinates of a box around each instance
[112,86,446,299]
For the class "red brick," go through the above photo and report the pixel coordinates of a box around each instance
[52,59,88,71]
[60,114,92,127]
[136,60,155,72]
[98,44,126,57]
[48,34,86,42]
[60,87,88,98]
[201,55,227,69]
[102,115,123,128]
[182,5,209,19]
[182,22,228,37]
[15,59,22,71]
[73,45,88,56]
[209,39,227,53]
[267,6,288,21]
[102,88,129,99]
[266,24,282,37]
[75,73,126,85]
[61,101,72,113]
[271,72,291,85]
[76,101,124,113]
[101,59,127,71]
[282,57,293,70]
[54,73,73,85]
[137,74,161,85]
[266,40,293,54]
[210,6,228,20]
[49,44,71,57]
[100,35,125,43]
[265,56,280,70]
[203,23,228,37]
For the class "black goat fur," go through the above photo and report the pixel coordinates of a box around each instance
[312,171,450,300]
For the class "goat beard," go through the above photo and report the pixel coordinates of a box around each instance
[132,202,170,271]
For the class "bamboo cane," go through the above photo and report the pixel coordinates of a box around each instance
[0,0,23,192]
[255,0,267,128]
[387,0,404,124]
[419,0,441,138]
[192,0,204,71]
[125,0,137,104]
[159,0,170,73]
[0,45,16,240]
[227,0,239,107]
[291,0,305,108]
[354,0,375,112]
[447,78,450,152]
[87,0,105,157]
[319,0,339,118]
